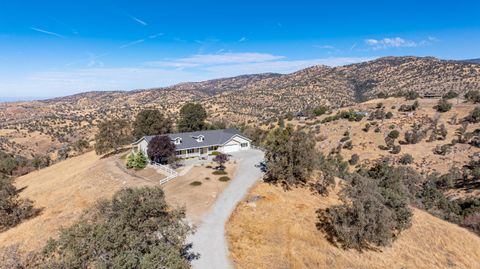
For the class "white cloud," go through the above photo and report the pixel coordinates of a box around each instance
[30,27,64,38]
[365,37,418,49]
[238,37,247,42]
[147,52,286,67]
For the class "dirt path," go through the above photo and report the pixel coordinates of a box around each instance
[189,149,264,269]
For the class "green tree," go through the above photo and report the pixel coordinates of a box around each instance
[0,178,41,232]
[133,109,172,140]
[177,103,208,132]
[264,127,316,186]
[126,152,148,169]
[41,187,195,268]
[94,119,132,155]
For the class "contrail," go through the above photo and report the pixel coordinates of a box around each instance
[131,16,147,26]
[30,27,64,38]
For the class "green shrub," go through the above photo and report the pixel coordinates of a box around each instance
[465,90,480,103]
[405,91,419,100]
[388,130,400,139]
[443,90,458,99]
[210,151,221,156]
[212,170,227,175]
[126,152,148,170]
[218,176,230,182]
[0,178,42,232]
[464,106,480,123]
[374,127,381,133]
[41,187,195,268]
[435,99,452,112]
[399,154,414,164]
[190,181,202,186]
[349,154,359,165]
[385,112,393,119]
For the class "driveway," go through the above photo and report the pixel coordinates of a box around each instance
[189,149,264,269]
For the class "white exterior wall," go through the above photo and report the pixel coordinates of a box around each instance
[219,135,251,153]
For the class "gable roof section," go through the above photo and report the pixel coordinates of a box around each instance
[135,128,250,150]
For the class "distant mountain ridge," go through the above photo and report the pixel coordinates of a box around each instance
[460,58,480,64]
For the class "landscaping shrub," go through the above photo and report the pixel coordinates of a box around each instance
[190,181,202,186]
[212,170,227,175]
[126,152,148,169]
[218,176,230,182]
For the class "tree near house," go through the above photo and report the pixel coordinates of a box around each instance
[264,127,316,186]
[94,119,132,155]
[147,135,176,164]
[133,109,172,140]
[213,153,229,168]
[177,103,208,132]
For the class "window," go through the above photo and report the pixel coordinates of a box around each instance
[196,135,204,142]
[208,146,219,151]
[187,148,196,154]
[241,142,249,148]
[174,137,182,145]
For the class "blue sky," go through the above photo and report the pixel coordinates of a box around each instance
[0,0,479,99]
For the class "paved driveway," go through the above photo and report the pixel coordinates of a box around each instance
[189,149,264,269]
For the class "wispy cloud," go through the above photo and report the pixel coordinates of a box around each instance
[238,37,247,42]
[313,45,335,49]
[30,27,63,38]
[130,16,147,26]
[147,52,286,68]
[364,36,439,50]
[119,39,145,49]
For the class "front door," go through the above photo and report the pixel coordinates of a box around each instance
[200,147,207,155]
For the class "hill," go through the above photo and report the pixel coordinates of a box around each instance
[1,56,480,161]
[226,182,480,269]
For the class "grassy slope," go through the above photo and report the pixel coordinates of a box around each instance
[0,151,156,251]
[226,182,480,269]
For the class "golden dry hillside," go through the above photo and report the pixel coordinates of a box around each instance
[226,182,480,269]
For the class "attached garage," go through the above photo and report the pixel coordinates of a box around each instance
[221,143,241,153]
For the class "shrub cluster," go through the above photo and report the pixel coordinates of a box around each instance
[126,151,148,169]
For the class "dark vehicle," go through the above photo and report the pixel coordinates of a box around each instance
[256,161,267,173]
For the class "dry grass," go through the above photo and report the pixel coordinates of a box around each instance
[0,152,157,252]
[162,161,238,224]
[226,182,480,269]
[0,151,239,253]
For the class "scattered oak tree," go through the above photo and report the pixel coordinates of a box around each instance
[94,119,132,155]
[264,127,315,186]
[0,178,41,232]
[133,109,172,140]
[41,187,196,268]
[177,103,208,132]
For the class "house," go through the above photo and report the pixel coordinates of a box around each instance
[132,128,252,159]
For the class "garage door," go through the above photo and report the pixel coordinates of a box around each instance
[221,144,241,153]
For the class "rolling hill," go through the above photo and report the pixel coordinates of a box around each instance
[1,56,480,161]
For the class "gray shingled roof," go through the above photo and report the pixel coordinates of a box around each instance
[141,128,250,150]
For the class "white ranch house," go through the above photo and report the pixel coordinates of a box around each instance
[132,128,251,159]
